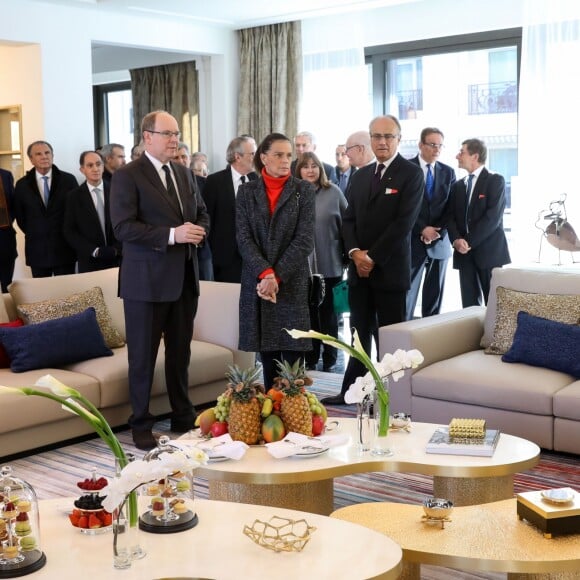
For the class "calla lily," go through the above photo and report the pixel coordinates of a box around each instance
[287,328,423,437]
[0,385,28,396]
[36,374,81,398]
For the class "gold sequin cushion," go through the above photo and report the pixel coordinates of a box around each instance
[485,286,580,355]
[16,286,125,349]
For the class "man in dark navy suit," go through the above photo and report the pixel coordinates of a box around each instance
[406,128,456,319]
[0,168,17,292]
[322,115,423,405]
[14,141,78,277]
[447,138,510,307]
[202,135,257,282]
[64,151,121,273]
[110,110,210,450]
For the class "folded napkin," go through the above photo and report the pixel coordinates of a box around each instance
[266,431,350,459]
[172,434,248,460]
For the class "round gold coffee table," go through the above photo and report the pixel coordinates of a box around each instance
[331,499,580,579]
[185,419,539,514]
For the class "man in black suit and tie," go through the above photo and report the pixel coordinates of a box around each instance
[447,138,511,307]
[14,141,78,277]
[110,110,210,450]
[64,151,121,273]
[333,144,356,194]
[0,168,17,292]
[406,128,456,319]
[322,115,423,405]
[202,135,257,282]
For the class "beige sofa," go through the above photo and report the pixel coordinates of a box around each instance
[0,268,253,458]
[379,267,580,454]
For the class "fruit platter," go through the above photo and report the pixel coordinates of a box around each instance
[195,361,328,446]
[68,469,113,535]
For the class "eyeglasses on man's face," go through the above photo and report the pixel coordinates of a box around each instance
[345,144,361,152]
[370,133,400,142]
[146,130,181,139]
[422,142,444,150]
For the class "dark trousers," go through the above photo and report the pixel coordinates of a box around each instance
[31,264,76,278]
[458,260,493,307]
[340,280,406,396]
[406,256,448,319]
[260,350,305,391]
[124,261,198,432]
[306,276,341,369]
[0,259,15,293]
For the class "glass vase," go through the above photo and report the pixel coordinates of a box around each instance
[371,379,393,457]
[112,503,132,569]
[114,455,146,562]
[356,394,373,453]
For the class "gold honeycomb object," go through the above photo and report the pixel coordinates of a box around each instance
[243,516,316,552]
[449,418,486,440]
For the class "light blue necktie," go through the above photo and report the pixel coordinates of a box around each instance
[94,187,106,241]
[42,176,50,205]
[425,164,434,200]
[339,172,348,193]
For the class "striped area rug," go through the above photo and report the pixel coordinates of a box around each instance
[6,370,580,580]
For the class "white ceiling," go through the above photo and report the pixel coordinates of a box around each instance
[32,0,414,29]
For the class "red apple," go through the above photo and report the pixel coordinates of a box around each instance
[312,414,325,436]
[210,421,229,437]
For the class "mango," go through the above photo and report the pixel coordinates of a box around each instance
[261,414,286,443]
[198,408,217,435]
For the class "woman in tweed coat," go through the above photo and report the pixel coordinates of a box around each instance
[236,133,315,389]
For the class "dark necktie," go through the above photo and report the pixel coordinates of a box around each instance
[240,175,246,185]
[465,174,475,232]
[372,163,385,194]
[425,164,434,200]
[42,175,50,206]
[162,165,177,201]
[339,172,348,193]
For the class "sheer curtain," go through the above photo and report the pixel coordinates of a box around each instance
[514,0,580,263]
[130,61,200,153]
[300,48,371,162]
[237,21,302,143]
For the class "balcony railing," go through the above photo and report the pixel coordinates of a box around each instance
[468,82,517,115]
[396,89,423,120]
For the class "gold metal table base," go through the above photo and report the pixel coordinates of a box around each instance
[208,479,334,515]
[507,574,580,580]
[433,474,513,506]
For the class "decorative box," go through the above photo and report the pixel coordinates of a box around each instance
[516,488,580,538]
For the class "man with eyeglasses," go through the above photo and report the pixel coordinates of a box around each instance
[406,127,456,320]
[322,115,423,406]
[447,138,510,307]
[332,144,356,195]
[202,135,257,283]
[110,110,210,450]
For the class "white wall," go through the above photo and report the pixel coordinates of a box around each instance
[1,0,239,176]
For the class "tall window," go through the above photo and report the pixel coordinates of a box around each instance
[93,82,134,153]
[367,29,521,215]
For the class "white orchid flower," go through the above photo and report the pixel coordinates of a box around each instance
[102,477,130,513]
[36,374,81,398]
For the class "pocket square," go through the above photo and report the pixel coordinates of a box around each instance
[384,188,399,195]
[478,194,486,199]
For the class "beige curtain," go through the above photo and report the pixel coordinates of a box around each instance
[237,21,302,143]
[130,61,200,152]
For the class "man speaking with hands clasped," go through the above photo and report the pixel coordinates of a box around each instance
[111,110,210,450]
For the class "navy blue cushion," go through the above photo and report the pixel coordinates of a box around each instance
[502,311,580,378]
[0,307,113,372]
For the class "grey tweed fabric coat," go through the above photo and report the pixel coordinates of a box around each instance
[236,175,315,353]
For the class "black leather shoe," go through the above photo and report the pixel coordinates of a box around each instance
[320,394,347,405]
[322,364,336,373]
[132,429,157,451]
[170,419,196,433]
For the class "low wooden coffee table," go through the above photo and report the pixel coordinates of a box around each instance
[185,418,539,514]
[331,499,580,579]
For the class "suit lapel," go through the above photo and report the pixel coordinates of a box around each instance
[370,155,400,201]
[140,156,182,219]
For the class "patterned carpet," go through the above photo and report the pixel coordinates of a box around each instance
[6,371,580,580]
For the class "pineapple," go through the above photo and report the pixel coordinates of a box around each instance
[274,359,313,436]
[226,364,264,445]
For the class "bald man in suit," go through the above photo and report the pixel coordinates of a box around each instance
[110,110,210,450]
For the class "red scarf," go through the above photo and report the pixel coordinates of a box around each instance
[262,169,289,214]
